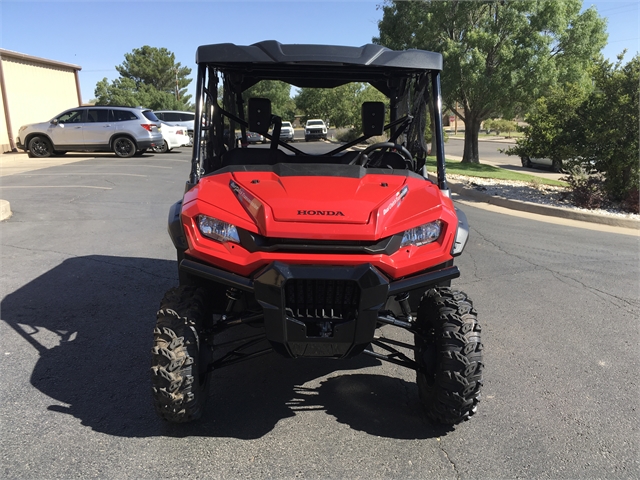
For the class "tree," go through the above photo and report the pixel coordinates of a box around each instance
[509,53,639,206]
[374,0,607,163]
[295,83,387,129]
[504,82,589,163]
[242,80,296,121]
[94,46,192,110]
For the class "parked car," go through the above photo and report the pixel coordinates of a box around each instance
[278,121,295,142]
[152,122,191,153]
[305,119,327,141]
[16,106,162,158]
[153,111,195,144]
[521,156,563,172]
[236,131,266,144]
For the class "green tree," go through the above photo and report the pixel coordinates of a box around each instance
[506,53,639,205]
[505,82,589,163]
[295,83,387,129]
[94,46,192,110]
[375,0,607,163]
[242,80,296,121]
[578,54,639,202]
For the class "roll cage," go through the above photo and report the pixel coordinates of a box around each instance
[189,41,448,192]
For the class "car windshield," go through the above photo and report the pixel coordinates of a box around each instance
[307,121,323,126]
[282,122,292,128]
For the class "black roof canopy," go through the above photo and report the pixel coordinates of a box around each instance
[195,40,443,91]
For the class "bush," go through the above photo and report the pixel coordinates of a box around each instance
[561,166,606,210]
[621,187,639,214]
[335,128,361,143]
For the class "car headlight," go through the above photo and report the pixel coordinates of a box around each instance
[400,220,442,248]
[198,215,240,244]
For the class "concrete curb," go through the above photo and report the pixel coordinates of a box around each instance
[0,199,12,221]
[441,177,640,229]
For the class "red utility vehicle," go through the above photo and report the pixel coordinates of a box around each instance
[152,41,483,425]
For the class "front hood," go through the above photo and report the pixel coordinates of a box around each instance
[232,170,406,225]
[184,166,453,240]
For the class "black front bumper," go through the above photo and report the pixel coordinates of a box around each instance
[179,259,460,359]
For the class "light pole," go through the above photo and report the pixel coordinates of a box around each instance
[173,67,179,101]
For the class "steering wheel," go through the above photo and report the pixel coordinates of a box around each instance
[349,142,414,169]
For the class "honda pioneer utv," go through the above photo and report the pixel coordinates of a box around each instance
[152,41,483,425]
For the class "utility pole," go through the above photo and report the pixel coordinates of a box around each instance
[173,68,179,101]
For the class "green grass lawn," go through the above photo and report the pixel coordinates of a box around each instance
[426,157,567,187]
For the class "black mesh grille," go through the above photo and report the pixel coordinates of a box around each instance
[284,279,360,320]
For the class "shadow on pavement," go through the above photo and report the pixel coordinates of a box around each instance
[1,255,444,440]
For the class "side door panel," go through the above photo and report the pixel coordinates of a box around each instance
[48,109,85,147]
[82,109,114,147]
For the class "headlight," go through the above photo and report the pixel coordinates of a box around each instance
[198,215,240,244]
[400,220,442,248]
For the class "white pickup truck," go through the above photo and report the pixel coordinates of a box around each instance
[304,118,327,141]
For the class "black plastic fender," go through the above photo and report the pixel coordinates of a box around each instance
[167,200,188,251]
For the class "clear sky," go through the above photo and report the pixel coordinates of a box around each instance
[1,0,638,104]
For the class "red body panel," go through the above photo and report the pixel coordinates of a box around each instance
[181,170,458,279]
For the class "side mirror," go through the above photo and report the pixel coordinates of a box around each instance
[51,118,59,126]
[361,102,385,137]
[248,98,271,135]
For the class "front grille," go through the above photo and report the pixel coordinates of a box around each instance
[284,279,360,322]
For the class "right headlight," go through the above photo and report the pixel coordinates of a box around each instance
[400,220,442,248]
[197,215,240,244]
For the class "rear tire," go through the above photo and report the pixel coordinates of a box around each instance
[415,288,483,425]
[113,137,136,158]
[28,136,53,158]
[152,141,168,154]
[152,286,212,423]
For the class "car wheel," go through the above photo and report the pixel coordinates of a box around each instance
[113,137,136,158]
[28,136,53,158]
[152,141,168,154]
[521,156,532,168]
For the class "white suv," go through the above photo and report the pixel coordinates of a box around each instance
[304,119,327,141]
[17,106,162,158]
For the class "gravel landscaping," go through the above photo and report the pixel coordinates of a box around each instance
[449,174,640,221]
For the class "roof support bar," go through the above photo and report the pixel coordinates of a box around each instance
[430,71,448,192]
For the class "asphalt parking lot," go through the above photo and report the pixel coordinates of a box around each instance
[1,148,638,479]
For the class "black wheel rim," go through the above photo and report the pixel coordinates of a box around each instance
[31,140,49,156]
[115,139,133,156]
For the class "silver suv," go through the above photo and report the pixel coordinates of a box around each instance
[153,111,195,144]
[17,106,162,158]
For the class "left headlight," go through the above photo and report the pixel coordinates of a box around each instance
[400,220,442,248]
[198,215,240,244]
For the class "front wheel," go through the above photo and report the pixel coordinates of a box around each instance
[152,286,212,422]
[415,288,483,425]
[28,136,53,158]
[521,156,532,168]
[113,137,136,158]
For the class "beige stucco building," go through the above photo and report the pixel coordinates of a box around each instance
[1,49,82,153]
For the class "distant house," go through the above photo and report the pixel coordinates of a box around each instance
[0,49,82,153]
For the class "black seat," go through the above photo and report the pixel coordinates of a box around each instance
[221,148,289,167]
